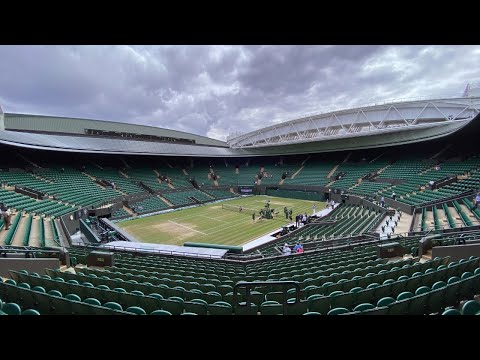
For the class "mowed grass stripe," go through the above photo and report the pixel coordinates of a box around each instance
[118,195,325,246]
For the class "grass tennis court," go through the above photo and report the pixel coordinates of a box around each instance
[117,195,325,246]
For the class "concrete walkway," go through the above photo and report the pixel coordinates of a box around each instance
[375,210,412,240]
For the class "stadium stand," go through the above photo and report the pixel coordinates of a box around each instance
[1,93,480,315]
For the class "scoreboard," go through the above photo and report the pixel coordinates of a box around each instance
[238,185,254,194]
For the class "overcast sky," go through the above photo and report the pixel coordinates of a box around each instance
[1,45,479,141]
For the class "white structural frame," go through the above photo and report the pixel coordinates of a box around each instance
[0,103,4,131]
[227,97,480,148]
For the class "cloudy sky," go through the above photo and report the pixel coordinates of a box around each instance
[1,45,479,141]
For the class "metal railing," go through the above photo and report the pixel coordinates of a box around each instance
[233,280,301,315]
[73,243,230,261]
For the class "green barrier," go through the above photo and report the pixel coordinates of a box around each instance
[79,219,101,244]
[22,215,33,246]
[51,218,62,246]
[183,242,243,254]
[39,219,45,247]
[421,208,427,231]
[4,213,22,246]
[266,189,320,201]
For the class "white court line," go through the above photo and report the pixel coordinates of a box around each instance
[171,211,233,224]
[168,220,207,235]
[198,215,230,224]
[170,208,233,222]
[198,214,229,223]
[206,216,280,235]
[165,198,311,236]
[170,211,252,233]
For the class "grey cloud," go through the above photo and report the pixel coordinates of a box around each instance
[0,45,479,141]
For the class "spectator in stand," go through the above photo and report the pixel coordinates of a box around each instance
[0,203,12,230]
[474,193,480,209]
[296,243,304,254]
[380,196,385,208]
[456,234,466,245]
[282,243,291,256]
[392,191,396,201]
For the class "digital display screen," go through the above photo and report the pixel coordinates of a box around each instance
[238,186,254,193]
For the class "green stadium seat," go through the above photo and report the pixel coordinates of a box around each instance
[150,310,172,315]
[353,303,375,312]
[48,290,63,297]
[3,302,22,315]
[448,276,461,284]
[126,306,147,315]
[397,292,414,301]
[235,302,257,315]
[148,293,164,300]
[432,281,447,290]
[259,301,283,315]
[84,298,102,306]
[415,286,431,296]
[103,302,123,311]
[327,307,350,315]
[160,299,184,315]
[65,294,81,302]
[349,287,363,293]
[462,300,480,315]
[442,309,461,315]
[168,296,185,304]
[208,303,233,315]
[184,299,208,315]
[22,309,41,315]
[32,286,46,293]
[377,297,395,307]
